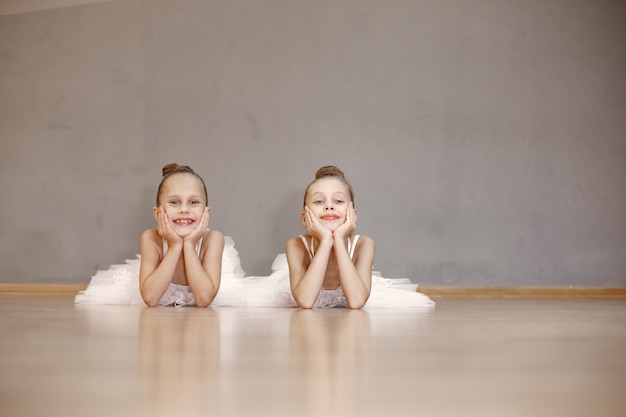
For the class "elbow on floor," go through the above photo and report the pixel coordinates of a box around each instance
[194,292,217,308]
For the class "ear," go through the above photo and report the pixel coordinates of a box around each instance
[353,207,358,222]
[152,206,160,222]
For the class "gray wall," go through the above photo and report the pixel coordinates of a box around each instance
[1,0,625,286]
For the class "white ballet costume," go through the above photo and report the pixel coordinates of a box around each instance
[293,235,434,309]
[75,235,434,309]
[75,236,245,307]
[214,235,435,309]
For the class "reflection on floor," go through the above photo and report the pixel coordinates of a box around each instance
[0,295,625,417]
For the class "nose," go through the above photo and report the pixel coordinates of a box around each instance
[178,203,190,213]
[324,202,334,210]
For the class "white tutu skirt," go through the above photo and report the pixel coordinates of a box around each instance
[75,237,435,309]
[74,236,246,307]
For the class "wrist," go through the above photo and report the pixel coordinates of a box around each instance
[317,236,334,250]
[166,240,183,252]
[332,234,351,249]
[183,239,199,248]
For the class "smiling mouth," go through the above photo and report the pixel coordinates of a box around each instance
[173,219,194,226]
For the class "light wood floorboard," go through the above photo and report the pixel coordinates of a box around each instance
[2,283,626,298]
[0,295,625,417]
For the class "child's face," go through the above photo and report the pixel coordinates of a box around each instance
[303,178,352,232]
[154,173,207,237]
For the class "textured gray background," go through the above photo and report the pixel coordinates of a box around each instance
[1,0,624,286]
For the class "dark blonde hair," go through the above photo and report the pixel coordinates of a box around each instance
[303,165,354,207]
[156,163,208,206]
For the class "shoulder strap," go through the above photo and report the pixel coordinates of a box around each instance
[196,237,203,256]
[299,235,359,260]
[299,235,314,260]
[348,235,360,259]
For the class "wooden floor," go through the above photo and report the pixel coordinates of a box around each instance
[1,295,625,417]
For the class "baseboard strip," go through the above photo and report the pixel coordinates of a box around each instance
[419,287,626,298]
[0,284,87,295]
[1,283,625,298]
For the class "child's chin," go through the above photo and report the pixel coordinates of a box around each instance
[173,228,193,237]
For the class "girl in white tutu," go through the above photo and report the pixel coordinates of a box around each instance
[76,164,434,309]
[76,163,227,307]
[283,166,435,310]
[285,166,373,309]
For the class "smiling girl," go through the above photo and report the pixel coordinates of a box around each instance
[75,163,245,307]
[279,165,435,310]
[138,163,224,307]
[285,166,374,309]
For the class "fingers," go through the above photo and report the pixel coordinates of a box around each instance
[303,206,314,233]
[332,203,356,240]
[157,206,168,236]
[161,207,174,233]
[346,202,356,226]
[204,207,211,227]
[348,202,356,225]
[199,207,210,231]
[305,206,321,235]
[182,207,210,244]
[198,207,209,229]
[158,207,182,243]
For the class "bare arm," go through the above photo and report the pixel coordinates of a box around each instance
[183,228,224,308]
[333,236,374,309]
[286,236,332,309]
[139,228,182,307]
[174,207,223,307]
[332,203,374,308]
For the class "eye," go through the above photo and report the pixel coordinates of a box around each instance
[334,199,345,204]
[168,200,179,206]
[312,200,323,205]
[191,200,202,206]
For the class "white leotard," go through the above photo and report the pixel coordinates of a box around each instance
[75,234,435,309]
[299,235,360,261]
[297,235,360,308]
[157,238,203,307]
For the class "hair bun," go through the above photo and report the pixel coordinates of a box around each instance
[162,163,179,177]
[315,165,345,180]
[162,163,195,177]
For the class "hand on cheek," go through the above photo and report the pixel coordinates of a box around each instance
[184,207,209,244]
[333,202,356,240]
[305,206,332,241]
[158,207,183,244]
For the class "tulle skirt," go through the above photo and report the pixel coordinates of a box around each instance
[74,236,246,307]
[75,237,435,309]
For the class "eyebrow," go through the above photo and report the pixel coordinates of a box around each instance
[308,191,347,199]
[164,194,203,200]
